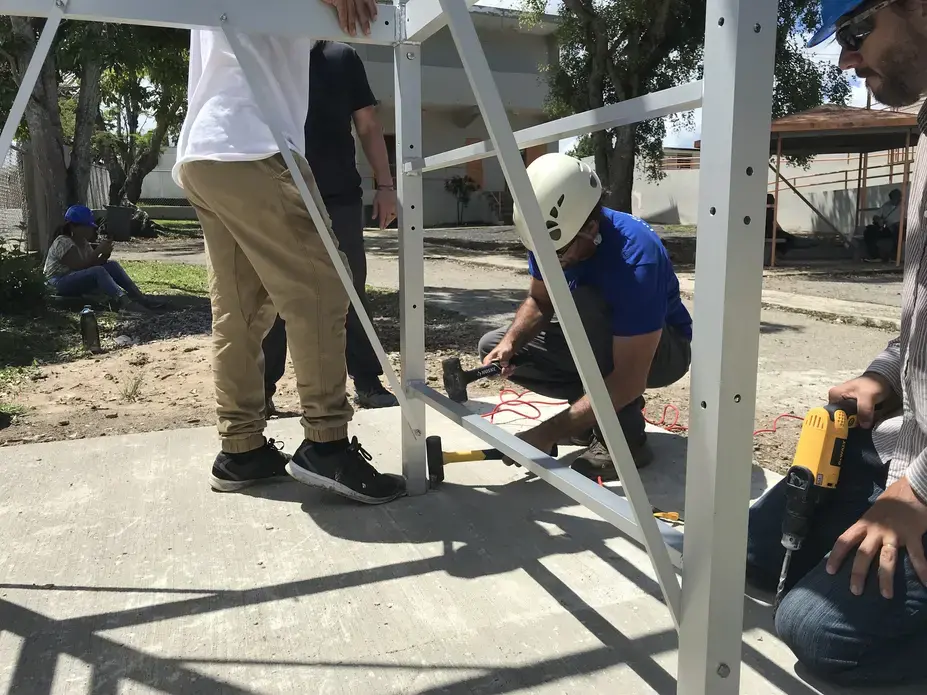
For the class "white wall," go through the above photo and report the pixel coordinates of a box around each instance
[143,109,554,227]
[140,21,557,228]
[631,152,911,234]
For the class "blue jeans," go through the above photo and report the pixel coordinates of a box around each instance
[746,427,927,686]
[50,261,141,299]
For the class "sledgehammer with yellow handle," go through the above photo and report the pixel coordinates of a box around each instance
[426,435,558,484]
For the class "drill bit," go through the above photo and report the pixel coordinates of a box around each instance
[773,548,793,615]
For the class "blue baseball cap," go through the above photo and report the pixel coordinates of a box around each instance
[808,0,868,47]
[64,205,98,228]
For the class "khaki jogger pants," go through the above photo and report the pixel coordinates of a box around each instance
[180,154,354,453]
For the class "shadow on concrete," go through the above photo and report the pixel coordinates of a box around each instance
[0,461,905,695]
[760,321,803,335]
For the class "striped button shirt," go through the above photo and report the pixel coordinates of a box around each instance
[868,101,927,500]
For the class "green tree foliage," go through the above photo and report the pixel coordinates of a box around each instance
[94,27,188,205]
[523,0,852,212]
[0,20,188,250]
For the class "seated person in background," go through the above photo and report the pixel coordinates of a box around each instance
[478,153,692,480]
[765,193,797,256]
[43,205,157,311]
[863,188,902,262]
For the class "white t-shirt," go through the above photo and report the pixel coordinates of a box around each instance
[172,29,312,187]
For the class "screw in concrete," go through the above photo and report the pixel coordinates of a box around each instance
[754,23,762,33]
[220,13,228,22]
[413,429,423,437]
[717,663,731,678]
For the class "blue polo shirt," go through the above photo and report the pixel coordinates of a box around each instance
[527,208,692,340]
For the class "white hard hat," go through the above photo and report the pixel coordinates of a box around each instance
[513,153,602,251]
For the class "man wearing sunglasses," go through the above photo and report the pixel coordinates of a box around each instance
[745,0,927,686]
[477,153,692,481]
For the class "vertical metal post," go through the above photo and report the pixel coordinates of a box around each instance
[395,35,428,495]
[771,135,782,268]
[0,13,62,167]
[897,130,911,267]
[677,1,777,693]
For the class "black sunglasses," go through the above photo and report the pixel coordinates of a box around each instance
[835,0,899,51]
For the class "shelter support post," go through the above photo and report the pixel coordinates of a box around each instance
[677,1,778,693]
[897,129,912,267]
[395,38,429,495]
[771,135,782,268]
[855,154,864,230]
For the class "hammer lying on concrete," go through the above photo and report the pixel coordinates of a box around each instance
[426,435,557,484]
[442,356,513,403]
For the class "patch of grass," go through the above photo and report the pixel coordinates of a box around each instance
[121,371,144,402]
[0,310,89,370]
[660,224,697,236]
[153,219,203,239]
[121,260,208,296]
[0,402,27,417]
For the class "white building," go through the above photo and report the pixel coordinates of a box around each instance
[141,6,560,227]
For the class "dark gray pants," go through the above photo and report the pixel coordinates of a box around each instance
[263,201,381,397]
[477,286,691,445]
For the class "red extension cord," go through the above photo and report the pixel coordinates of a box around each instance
[482,388,805,438]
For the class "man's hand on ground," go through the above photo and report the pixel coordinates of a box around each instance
[321,0,377,36]
[483,340,516,378]
[372,189,397,229]
[828,372,892,429]
[826,476,927,599]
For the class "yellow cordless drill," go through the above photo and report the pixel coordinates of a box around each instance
[774,399,858,610]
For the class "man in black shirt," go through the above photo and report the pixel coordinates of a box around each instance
[263,41,399,414]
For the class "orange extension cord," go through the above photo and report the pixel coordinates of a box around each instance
[482,387,805,437]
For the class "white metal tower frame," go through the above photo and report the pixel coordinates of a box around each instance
[0,0,779,692]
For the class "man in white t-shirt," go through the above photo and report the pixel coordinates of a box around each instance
[174,0,404,505]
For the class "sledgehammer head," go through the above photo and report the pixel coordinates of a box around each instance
[442,357,469,403]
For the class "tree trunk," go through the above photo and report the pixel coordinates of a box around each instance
[11,17,68,253]
[66,24,103,206]
[604,125,636,213]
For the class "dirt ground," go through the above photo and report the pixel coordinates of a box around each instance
[0,290,500,450]
[0,234,902,475]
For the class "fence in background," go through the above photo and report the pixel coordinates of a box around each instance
[0,144,27,243]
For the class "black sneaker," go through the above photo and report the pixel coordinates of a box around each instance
[286,437,406,505]
[210,438,292,492]
[354,381,399,409]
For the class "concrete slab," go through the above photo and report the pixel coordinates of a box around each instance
[0,400,913,695]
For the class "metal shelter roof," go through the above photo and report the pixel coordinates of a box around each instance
[769,104,920,156]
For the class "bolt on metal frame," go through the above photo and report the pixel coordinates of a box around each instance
[0,0,777,691]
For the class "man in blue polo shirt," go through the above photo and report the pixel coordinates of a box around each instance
[478,153,692,480]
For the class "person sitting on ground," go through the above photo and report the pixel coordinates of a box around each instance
[478,153,692,481]
[745,1,927,687]
[863,187,903,262]
[43,205,157,311]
